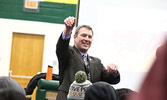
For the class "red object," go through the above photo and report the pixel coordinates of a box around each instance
[128,39,167,100]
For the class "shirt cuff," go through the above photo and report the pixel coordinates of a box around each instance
[110,71,119,77]
[62,32,71,40]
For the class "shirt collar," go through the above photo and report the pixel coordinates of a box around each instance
[79,51,87,58]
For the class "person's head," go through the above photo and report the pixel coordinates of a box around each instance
[67,71,92,100]
[116,88,137,100]
[74,25,93,53]
[0,76,26,100]
[84,82,117,100]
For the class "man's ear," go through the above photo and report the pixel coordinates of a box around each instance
[73,34,77,39]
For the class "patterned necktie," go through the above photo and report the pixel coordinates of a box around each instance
[82,55,88,66]
[82,55,90,80]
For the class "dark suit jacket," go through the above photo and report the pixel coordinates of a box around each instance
[56,34,120,94]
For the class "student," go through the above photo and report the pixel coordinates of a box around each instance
[116,88,137,100]
[0,76,26,100]
[56,16,120,100]
[84,82,117,100]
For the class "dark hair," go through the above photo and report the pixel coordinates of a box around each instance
[0,90,26,100]
[0,76,26,100]
[84,82,117,100]
[116,88,137,100]
[75,25,94,36]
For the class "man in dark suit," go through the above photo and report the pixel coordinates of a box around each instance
[56,16,120,100]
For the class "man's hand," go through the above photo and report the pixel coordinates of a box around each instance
[64,16,76,34]
[106,63,118,75]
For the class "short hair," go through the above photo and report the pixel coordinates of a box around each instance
[84,82,117,100]
[116,88,138,100]
[0,76,26,100]
[75,25,94,36]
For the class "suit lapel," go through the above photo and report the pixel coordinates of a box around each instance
[73,46,85,64]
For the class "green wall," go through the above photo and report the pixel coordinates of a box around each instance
[0,0,78,24]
